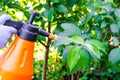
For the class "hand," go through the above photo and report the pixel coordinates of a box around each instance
[0,14,17,48]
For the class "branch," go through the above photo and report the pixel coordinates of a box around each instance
[37,40,46,47]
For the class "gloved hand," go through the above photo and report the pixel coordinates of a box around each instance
[0,14,17,48]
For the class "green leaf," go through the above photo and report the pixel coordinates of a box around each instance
[53,36,73,46]
[113,36,119,46]
[110,23,120,33]
[57,4,68,16]
[81,33,91,39]
[4,0,12,5]
[103,41,109,52]
[61,23,81,36]
[44,8,54,21]
[0,3,2,8]
[85,43,101,59]
[77,48,89,72]
[62,46,72,63]
[82,12,94,27]
[102,3,114,12]
[7,2,20,8]
[86,39,105,52]
[95,29,102,40]
[103,15,114,22]
[111,63,120,73]
[101,21,108,28]
[114,8,120,18]
[109,48,120,64]
[37,35,46,41]
[67,47,80,71]
[71,36,84,44]
[86,2,95,11]
[117,21,120,28]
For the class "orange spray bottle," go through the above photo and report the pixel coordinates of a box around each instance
[0,10,54,80]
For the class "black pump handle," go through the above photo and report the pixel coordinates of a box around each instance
[4,20,23,30]
[27,10,39,24]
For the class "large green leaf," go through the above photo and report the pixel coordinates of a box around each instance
[67,47,80,71]
[77,48,89,72]
[61,23,81,36]
[109,48,120,64]
[67,48,90,74]
[53,36,73,46]
[85,43,100,59]
[86,39,105,52]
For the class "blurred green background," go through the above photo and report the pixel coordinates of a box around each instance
[0,0,120,80]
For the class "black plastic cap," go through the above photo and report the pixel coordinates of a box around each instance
[18,23,38,42]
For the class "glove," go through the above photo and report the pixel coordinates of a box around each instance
[0,14,17,48]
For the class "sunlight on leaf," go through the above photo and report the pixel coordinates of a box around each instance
[71,36,84,44]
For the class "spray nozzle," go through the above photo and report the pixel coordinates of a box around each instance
[38,29,55,39]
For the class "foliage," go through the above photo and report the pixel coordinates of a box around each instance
[0,0,120,80]
[53,0,120,79]
[33,52,64,80]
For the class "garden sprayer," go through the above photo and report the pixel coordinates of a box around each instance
[0,10,54,80]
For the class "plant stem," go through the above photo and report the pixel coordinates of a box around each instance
[42,44,50,80]
[42,0,51,77]
[42,1,52,80]
[71,74,74,80]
